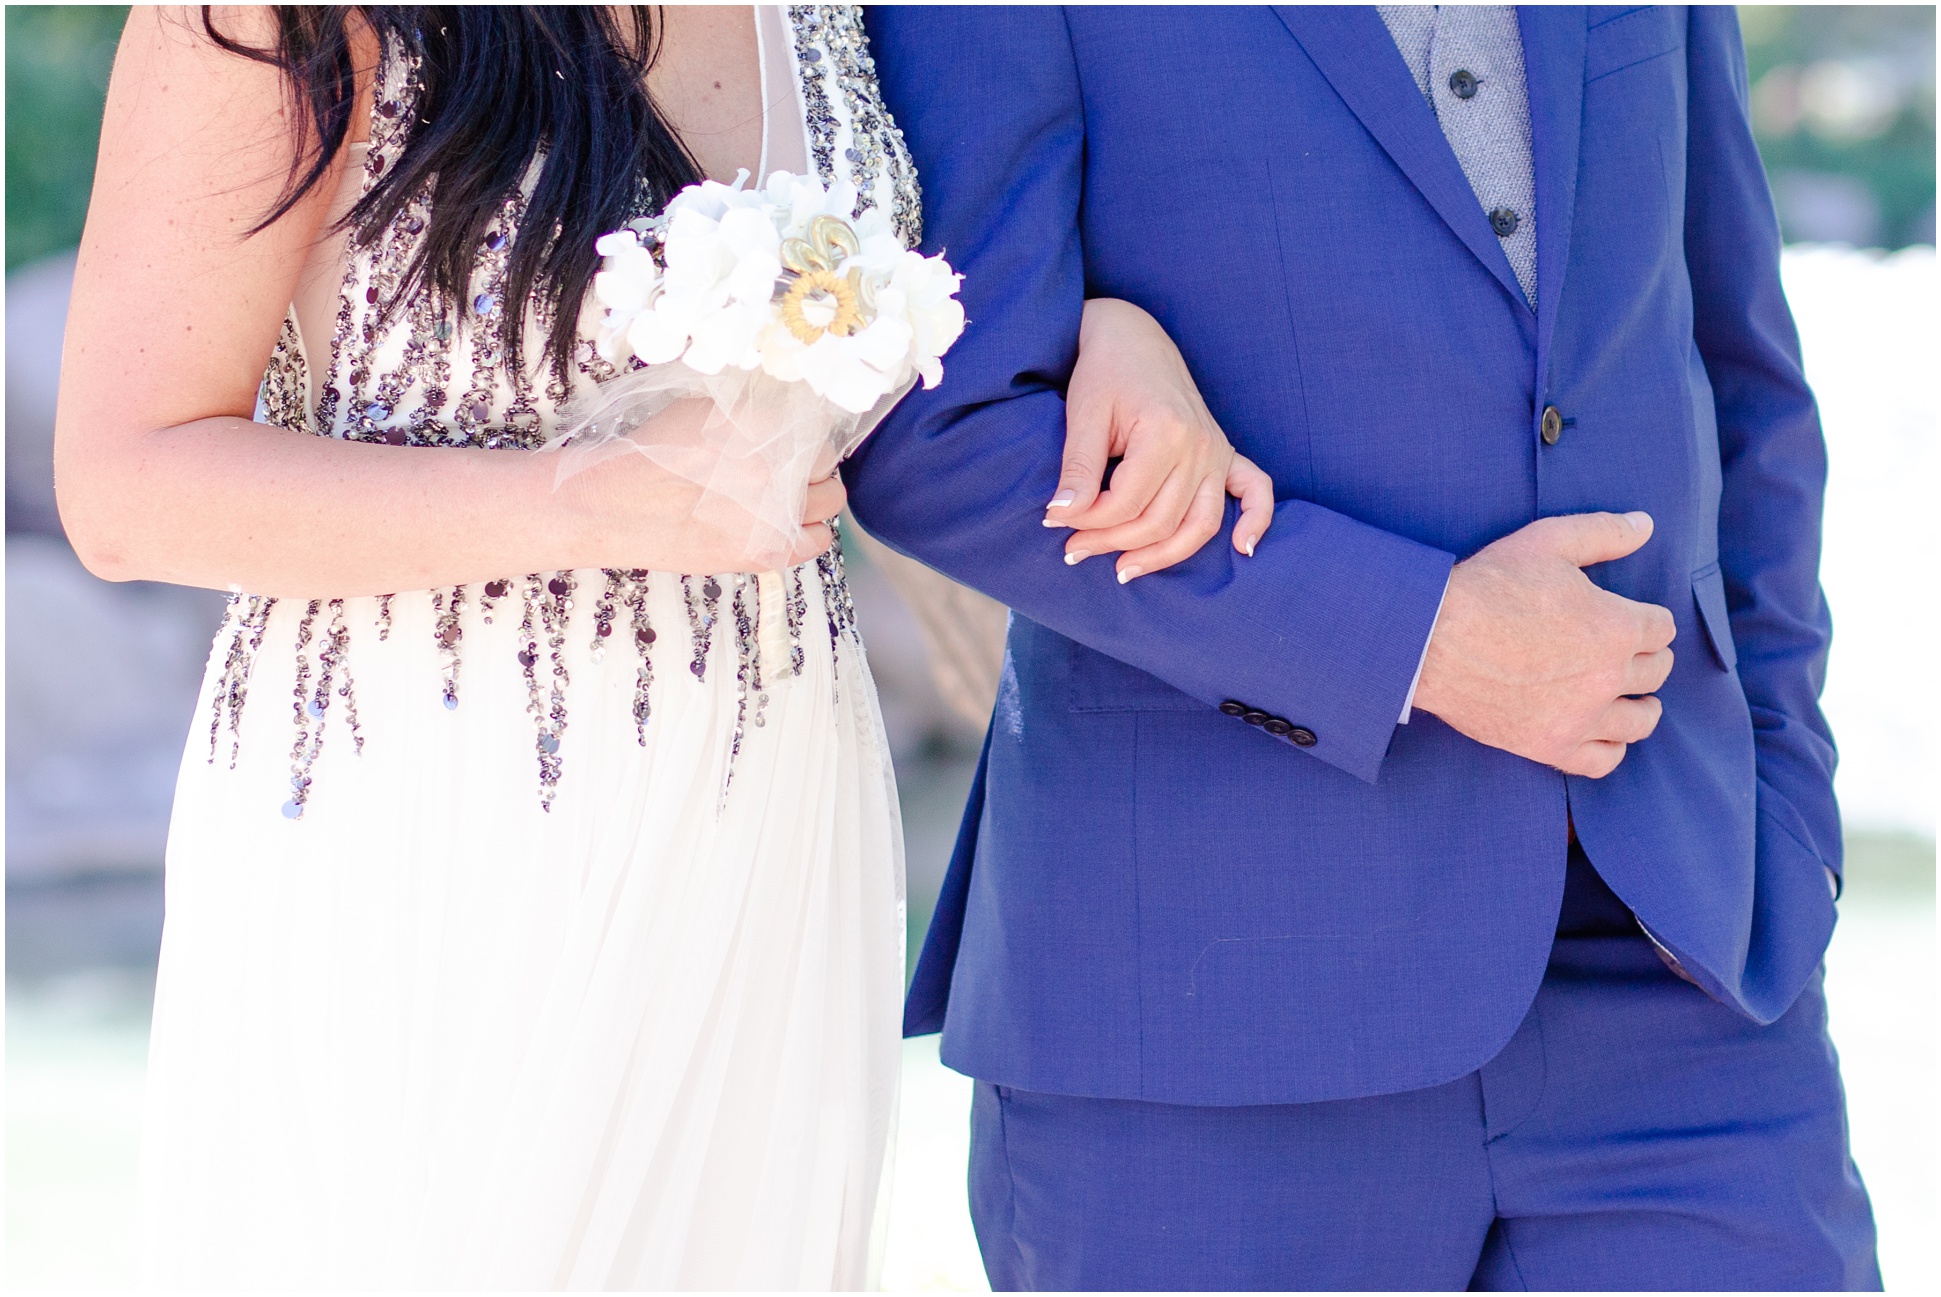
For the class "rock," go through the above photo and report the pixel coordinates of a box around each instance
[849,525,1008,733]
[6,535,226,882]
[844,534,996,763]
[6,250,76,539]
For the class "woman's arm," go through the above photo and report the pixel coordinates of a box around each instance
[54,8,836,599]
[1046,298,1276,581]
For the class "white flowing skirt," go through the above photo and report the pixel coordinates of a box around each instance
[136,564,906,1291]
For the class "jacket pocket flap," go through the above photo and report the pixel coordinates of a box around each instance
[1692,562,1737,672]
[1585,7,1683,83]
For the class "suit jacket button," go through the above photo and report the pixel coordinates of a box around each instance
[1219,700,1247,717]
[1242,710,1270,726]
[1262,717,1293,737]
[1289,726,1318,747]
[1541,405,1564,445]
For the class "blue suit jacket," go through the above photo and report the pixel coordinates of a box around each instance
[850,5,1840,1105]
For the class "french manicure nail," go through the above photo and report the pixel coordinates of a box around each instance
[1048,490,1076,509]
[1065,550,1090,566]
[1242,536,1256,557]
[1117,565,1142,585]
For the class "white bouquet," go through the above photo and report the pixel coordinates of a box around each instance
[546,169,964,567]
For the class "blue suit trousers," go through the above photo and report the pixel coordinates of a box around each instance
[969,869,1879,1291]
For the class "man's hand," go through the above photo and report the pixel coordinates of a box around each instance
[1412,512,1676,778]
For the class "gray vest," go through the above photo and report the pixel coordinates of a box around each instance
[1378,5,1537,307]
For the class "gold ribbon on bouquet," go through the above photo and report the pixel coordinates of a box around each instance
[778,215,872,344]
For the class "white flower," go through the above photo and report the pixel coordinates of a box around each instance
[589,169,964,408]
[590,230,663,361]
[717,207,783,305]
[892,251,967,387]
[782,314,920,414]
[625,300,692,366]
[684,298,769,374]
[660,207,737,302]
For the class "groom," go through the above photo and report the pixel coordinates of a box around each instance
[848,6,1878,1289]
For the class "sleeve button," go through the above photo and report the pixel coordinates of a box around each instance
[1219,700,1248,717]
[1289,727,1318,747]
[1242,710,1270,726]
[1261,718,1293,737]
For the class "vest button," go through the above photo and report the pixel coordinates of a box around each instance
[1449,68,1480,99]
[1541,405,1564,445]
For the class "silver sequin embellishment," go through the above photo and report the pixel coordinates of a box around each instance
[236,12,900,812]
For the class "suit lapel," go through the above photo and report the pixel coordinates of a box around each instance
[1520,6,1587,370]
[1272,4,1528,313]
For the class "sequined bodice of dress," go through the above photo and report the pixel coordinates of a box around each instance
[213,6,921,815]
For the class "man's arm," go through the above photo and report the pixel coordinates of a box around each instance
[853,6,1452,784]
[1683,7,1842,881]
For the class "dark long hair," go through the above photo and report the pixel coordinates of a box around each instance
[202,6,704,379]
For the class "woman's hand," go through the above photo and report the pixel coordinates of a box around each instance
[1047,298,1274,582]
[557,419,846,576]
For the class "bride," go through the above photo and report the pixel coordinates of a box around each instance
[56,6,1271,1289]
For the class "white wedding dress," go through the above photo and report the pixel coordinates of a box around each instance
[136,9,917,1289]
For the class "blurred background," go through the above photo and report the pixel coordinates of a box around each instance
[6,5,1934,1291]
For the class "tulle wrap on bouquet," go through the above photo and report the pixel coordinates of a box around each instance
[540,169,963,571]
[542,362,913,572]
